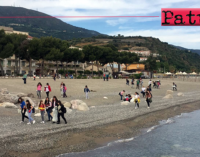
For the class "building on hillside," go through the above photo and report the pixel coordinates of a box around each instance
[152,53,160,57]
[69,46,83,51]
[130,50,151,56]
[139,57,148,62]
[0,54,37,75]
[118,50,130,52]
[0,26,29,35]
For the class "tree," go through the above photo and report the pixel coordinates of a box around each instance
[0,30,14,75]
[145,56,157,78]
[8,33,27,74]
[169,65,176,73]
[71,48,84,78]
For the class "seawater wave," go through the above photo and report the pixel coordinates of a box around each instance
[58,110,200,157]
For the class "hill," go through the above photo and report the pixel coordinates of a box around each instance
[172,45,200,56]
[0,6,101,40]
[71,35,200,72]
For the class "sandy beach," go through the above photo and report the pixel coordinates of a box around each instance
[0,78,200,157]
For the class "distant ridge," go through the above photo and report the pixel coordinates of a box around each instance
[0,6,102,40]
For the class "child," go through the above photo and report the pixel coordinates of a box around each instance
[45,97,53,121]
[134,92,140,109]
[33,74,36,81]
[141,86,146,97]
[18,97,29,123]
[44,83,51,98]
[37,82,42,99]
[60,82,63,97]
[84,85,90,99]
[131,79,134,88]
[119,90,125,100]
[63,83,67,98]
[39,100,45,123]
[26,100,35,125]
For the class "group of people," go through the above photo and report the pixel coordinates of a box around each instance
[37,82,52,99]
[18,96,67,125]
[103,74,110,81]
[126,78,143,89]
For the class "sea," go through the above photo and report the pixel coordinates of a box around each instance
[58,110,200,157]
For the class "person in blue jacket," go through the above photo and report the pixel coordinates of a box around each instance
[84,85,90,99]
[18,97,29,123]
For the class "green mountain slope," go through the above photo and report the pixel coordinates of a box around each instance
[74,36,200,72]
[0,6,101,39]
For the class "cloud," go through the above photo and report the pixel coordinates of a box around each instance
[106,19,128,26]
[109,27,200,49]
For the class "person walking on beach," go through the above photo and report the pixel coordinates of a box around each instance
[136,79,140,89]
[106,74,109,81]
[63,83,67,98]
[39,100,45,123]
[52,101,58,123]
[84,85,90,99]
[140,78,143,88]
[103,74,106,81]
[119,90,125,100]
[146,91,152,109]
[60,82,63,97]
[18,97,29,123]
[53,73,56,81]
[141,86,146,97]
[134,92,140,109]
[33,74,36,81]
[37,82,42,99]
[173,82,177,91]
[131,78,134,88]
[45,97,53,121]
[44,83,51,98]
[26,100,35,125]
[57,101,67,124]
[126,79,129,86]
[22,72,27,84]
[148,79,152,88]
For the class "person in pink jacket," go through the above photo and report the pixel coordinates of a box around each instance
[63,83,67,98]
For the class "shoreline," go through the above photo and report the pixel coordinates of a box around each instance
[3,100,200,157]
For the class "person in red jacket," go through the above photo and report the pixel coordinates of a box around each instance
[39,100,45,123]
[44,83,51,98]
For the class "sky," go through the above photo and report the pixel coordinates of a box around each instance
[0,0,200,49]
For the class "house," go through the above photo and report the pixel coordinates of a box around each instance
[69,46,83,51]
[139,57,148,62]
[130,50,151,56]
[124,64,145,72]
[0,26,29,35]
[0,54,37,75]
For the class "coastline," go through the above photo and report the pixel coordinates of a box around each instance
[3,100,200,157]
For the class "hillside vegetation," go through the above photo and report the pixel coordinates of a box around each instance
[0,6,101,40]
[71,35,200,73]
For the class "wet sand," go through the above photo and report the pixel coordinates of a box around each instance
[0,78,200,157]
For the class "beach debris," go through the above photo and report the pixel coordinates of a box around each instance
[70,100,89,111]
[0,94,19,104]
[91,90,97,92]
[27,93,35,98]
[22,97,36,107]
[2,102,18,108]
[177,92,184,96]
[63,102,71,108]
[103,97,108,99]
[121,101,130,105]
[0,88,9,94]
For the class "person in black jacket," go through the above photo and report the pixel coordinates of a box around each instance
[84,85,90,99]
[57,101,67,124]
